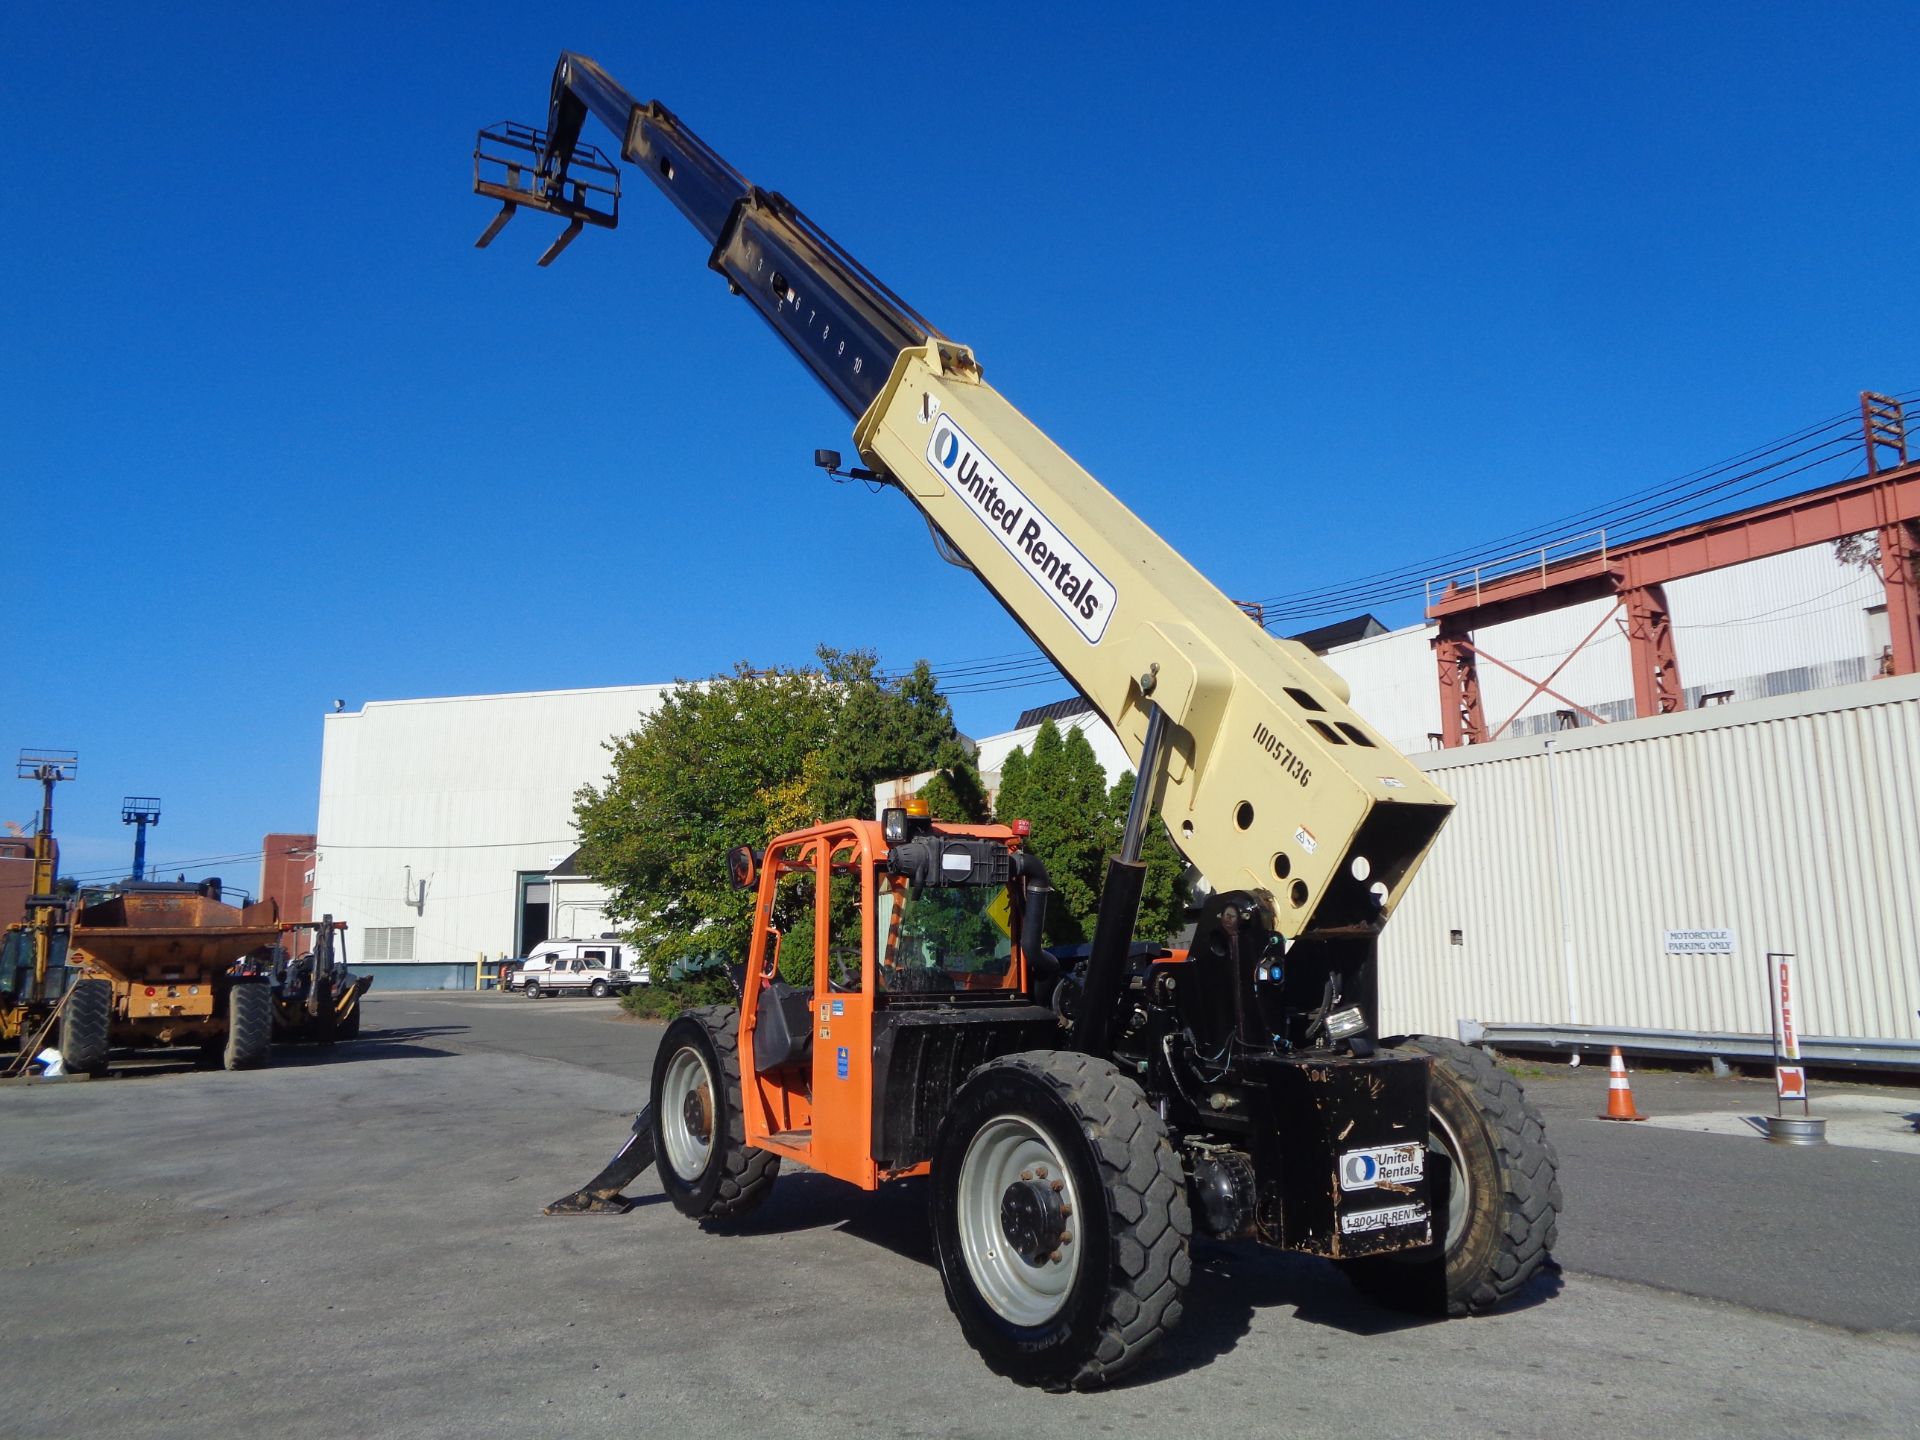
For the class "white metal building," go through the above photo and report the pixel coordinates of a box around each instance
[1378,673,1920,1058]
[313,684,669,986]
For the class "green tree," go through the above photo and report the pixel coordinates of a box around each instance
[573,662,837,976]
[575,647,975,979]
[913,749,989,822]
[990,720,1117,946]
[990,719,1191,947]
[1105,769,1192,944]
[809,650,987,823]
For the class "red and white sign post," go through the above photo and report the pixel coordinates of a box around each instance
[1767,952,1809,1115]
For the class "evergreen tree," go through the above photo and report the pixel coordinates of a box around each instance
[1105,770,1192,944]
[992,719,1191,946]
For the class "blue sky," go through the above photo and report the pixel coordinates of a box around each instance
[4,2,1914,885]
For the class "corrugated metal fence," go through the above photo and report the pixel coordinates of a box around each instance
[1380,675,1920,1046]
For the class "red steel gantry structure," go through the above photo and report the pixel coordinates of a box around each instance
[1427,393,1919,747]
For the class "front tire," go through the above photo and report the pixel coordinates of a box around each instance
[649,1006,779,1223]
[590,979,610,998]
[932,1051,1191,1391]
[59,979,114,1077]
[223,982,272,1071]
[1338,1036,1560,1316]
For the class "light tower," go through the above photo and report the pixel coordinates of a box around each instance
[121,796,161,881]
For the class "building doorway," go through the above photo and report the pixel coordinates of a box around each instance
[516,872,551,958]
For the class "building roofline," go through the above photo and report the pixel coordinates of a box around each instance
[325,682,677,717]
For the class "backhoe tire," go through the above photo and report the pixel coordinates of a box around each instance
[650,1005,779,1224]
[59,979,113,1078]
[1338,1035,1560,1317]
[223,982,273,1071]
[931,1051,1191,1391]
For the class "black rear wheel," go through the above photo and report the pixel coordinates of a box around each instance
[223,982,272,1071]
[1337,1036,1560,1315]
[931,1051,1191,1390]
[59,979,113,1077]
[650,1005,779,1223]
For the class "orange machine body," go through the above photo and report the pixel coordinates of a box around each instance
[735,818,1033,1191]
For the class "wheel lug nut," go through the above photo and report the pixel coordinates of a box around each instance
[1050,1179,1064,1192]
[1049,1250,1063,1263]
[1059,1203,1072,1217]
[1020,1169,1032,1181]
[1060,1231,1072,1244]
[1035,1165,1048,1178]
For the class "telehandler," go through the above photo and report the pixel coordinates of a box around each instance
[480,52,1560,1389]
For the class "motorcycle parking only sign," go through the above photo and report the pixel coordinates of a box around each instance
[1664,929,1735,955]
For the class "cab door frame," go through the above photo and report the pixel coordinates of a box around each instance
[737,821,884,1187]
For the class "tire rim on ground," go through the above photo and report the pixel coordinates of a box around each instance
[659,1046,716,1179]
[956,1114,1084,1326]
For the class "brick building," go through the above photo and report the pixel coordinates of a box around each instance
[0,834,43,929]
[260,833,316,928]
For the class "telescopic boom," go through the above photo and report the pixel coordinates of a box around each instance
[475,51,1454,961]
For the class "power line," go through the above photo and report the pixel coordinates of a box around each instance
[1260,389,1914,615]
[1257,433,1867,621]
[897,389,1914,694]
[61,850,267,883]
[315,839,577,851]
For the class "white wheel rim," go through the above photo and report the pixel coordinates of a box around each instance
[1430,1109,1469,1252]
[660,1046,716,1180]
[955,1115,1084,1326]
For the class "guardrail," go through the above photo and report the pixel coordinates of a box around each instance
[1424,529,1610,612]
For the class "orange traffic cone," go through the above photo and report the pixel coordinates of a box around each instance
[1597,1047,1647,1121]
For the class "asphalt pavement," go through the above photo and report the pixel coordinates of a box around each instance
[1,991,1914,1440]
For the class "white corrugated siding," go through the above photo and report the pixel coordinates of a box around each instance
[313,685,670,967]
[1379,675,1920,1044]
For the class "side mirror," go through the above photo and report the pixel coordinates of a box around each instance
[727,845,759,891]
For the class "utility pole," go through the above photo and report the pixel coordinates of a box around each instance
[121,797,161,881]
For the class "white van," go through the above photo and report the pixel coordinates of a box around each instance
[516,938,648,998]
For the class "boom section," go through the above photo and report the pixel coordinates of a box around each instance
[536,51,950,419]
[854,345,1453,938]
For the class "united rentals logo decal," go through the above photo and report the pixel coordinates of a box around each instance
[1338,1142,1425,1192]
[925,416,1116,643]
